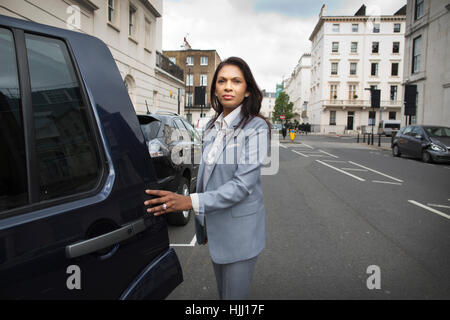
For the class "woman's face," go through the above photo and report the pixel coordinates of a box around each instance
[215,64,250,113]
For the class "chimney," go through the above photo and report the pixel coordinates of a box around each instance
[354,4,366,16]
[319,4,326,17]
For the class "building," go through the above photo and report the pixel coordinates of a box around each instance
[309,4,406,134]
[0,0,185,115]
[163,49,222,124]
[284,53,312,124]
[403,0,450,126]
[260,90,277,122]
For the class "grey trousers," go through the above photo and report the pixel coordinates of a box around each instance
[212,255,258,300]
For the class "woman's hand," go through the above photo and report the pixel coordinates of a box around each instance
[144,189,193,216]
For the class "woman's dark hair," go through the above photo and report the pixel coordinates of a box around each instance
[207,57,271,131]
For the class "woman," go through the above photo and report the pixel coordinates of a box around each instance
[144,57,270,300]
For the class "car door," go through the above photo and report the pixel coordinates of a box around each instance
[398,126,413,155]
[180,119,202,192]
[0,24,181,299]
[409,126,426,157]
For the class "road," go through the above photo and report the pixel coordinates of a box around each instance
[166,134,450,300]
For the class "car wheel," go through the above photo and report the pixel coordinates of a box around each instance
[166,177,191,226]
[392,144,401,157]
[422,150,433,163]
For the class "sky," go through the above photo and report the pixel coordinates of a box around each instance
[162,0,407,92]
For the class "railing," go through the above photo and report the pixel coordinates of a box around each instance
[155,51,184,82]
[323,99,402,108]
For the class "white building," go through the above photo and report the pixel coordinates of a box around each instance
[309,4,406,134]
[284,53,311,124]
[1,0,185,115]
[260,90,276,121]
[403,0,450,126]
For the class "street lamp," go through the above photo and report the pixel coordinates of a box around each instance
[187,67,191,123]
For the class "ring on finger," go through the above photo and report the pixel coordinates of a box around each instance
[162,203,167,210]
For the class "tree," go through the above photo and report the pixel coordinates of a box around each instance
[272,91,294,126]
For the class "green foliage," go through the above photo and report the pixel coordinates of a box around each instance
[272,91,294,125]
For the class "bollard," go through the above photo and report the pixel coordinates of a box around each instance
[357,133,360,143]
[363,133,365,143]
[368,133,370,145]
[378,134,381,147]
[371,133,374,145]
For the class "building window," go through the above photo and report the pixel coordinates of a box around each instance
[390,86,398,101]
[200,74,208,86]
[331,62,338,75]
[394,23,401,33]
[391,63,399,76]
[144,18,152,50]
[415,0,424,20]
[332,42,339,53]
[329,111,336,125]
[169,57,176,64]
[200,56,208,65]
[350,62,357,75]
[393,42,400,54]
[412,36,422,73]
[108,0,115,23]
[371,63,379,76]
[186,56,194,66]
[352,24,359,32]
[349,85,357,100]
[373,23,380,33]
[389,111,397,120]
[129,4,137,37]
[330,84,338,99]
[372,42,379,54]
[186,93,193,107]
[186,74,193,86]
[351,42,358,53]
[332,24,340,32]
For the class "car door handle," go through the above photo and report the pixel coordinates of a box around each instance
[65,218,147,259]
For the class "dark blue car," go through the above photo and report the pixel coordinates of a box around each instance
[0,14,182,299]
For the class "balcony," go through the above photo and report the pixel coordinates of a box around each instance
[156,51,184,82]
[323,99,402,109]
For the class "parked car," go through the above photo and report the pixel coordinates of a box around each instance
[392,125,450,163]
[271,123,282,131]
[0,14,182,299]
[378,120,401,137]
[138,111,201,225]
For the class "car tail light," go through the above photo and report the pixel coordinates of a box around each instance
[147,139,166,158]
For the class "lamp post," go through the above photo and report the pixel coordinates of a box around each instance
[187,67,191,123]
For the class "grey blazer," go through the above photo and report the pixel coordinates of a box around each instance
[194,112,269,264]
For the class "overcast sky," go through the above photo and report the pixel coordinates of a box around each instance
[162,0,406,92]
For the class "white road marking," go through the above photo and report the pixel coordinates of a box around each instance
[170,234,197,247]
[292,150,309,157]
[348,161,404,183]
[408,200,450,220]
[323,160,347,163]
[341,168,368,172]
[427,203,450,209]
[279,144,288,149]
[372,180,402,185]
[318,150,339,158]
[301,143,314,149]
[316,160,365,181]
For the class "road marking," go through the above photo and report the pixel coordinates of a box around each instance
[316,160,365,181]
[348,161,404,183]
[292,150,309,157]
[408,200,450,220]
[372,180,402,185]
[323,160,347,163]
[427,203,450,209]
[318,149,339,158]
[341,168,368,172]
[301,143,314,149]
[279,144,287,149]
[170,234,197,247]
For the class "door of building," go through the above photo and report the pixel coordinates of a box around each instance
[347,111,354,130]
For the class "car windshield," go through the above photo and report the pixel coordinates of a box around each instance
[424,127,450,137]
[139,118,161,140]
[385,123,400,129]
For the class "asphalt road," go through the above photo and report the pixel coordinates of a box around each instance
[166,134,450,300]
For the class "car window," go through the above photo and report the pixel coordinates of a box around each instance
[425,127,450,137]
[173,118,190,141]
[25,33,102,201]
[181,119,202,143]
[0,28,28,212]
[411,126,423,137]
[403,126,413,135]
[140,118,161,140]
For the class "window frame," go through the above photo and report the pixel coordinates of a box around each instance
[393,42,400,54]
[391,63,399,76]
[332,24,340,32]
[371,63,379,76]
[412,36,422,74]
[128,3,137,38]
[329,110,336,125]
[415,0,424,20]
[186,56,194,66]
[0,27,107,218]
[200,56,208,66]
[349,62,357,76]
[332,42,339,53]
[331,62,338,75]
[373,23,380,33]
[351,42,358,53]
[393,23,401,33]
[352,24,359,33]
[372,42,379,54]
